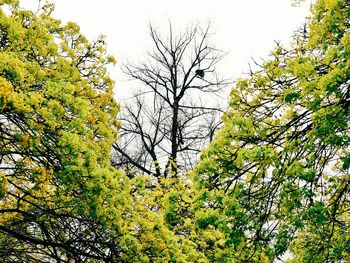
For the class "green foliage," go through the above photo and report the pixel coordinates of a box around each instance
[195,0,350,261]
[0,1,131,261]
[0,2,228,261]
[3,0,350,262]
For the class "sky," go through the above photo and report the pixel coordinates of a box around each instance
[21,0,313,100]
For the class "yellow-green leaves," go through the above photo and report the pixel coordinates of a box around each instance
[0,174,7,199]
[0,1,127,261]
[195,0,350,261]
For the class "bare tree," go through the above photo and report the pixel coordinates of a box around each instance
[112,23,228,179]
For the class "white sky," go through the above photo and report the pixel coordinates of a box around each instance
[21,0,312,100]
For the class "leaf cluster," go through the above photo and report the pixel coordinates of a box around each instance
[195,0,350,261]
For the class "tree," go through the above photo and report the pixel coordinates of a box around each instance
[112,23,227,179]
[0,1,131,261]
[0,2,227,262]
[195,0,350,261]
[109,23,233,262]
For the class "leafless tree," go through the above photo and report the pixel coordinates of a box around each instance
[112,23,228,179]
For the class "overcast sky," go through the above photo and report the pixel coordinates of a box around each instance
[22,0,312,100]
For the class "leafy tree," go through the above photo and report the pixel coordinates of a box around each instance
[112,23,227,179]
[195,0,350,261]
[0,2,226,262]
[0,1,132,261]
[109,22,232,262]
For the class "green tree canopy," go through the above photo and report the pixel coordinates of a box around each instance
[3,0,350,262]
[0,1,133,261]
[0,2,219,262]
[195,0,350,261]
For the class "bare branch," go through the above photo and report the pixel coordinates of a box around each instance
[112,22,227,178]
